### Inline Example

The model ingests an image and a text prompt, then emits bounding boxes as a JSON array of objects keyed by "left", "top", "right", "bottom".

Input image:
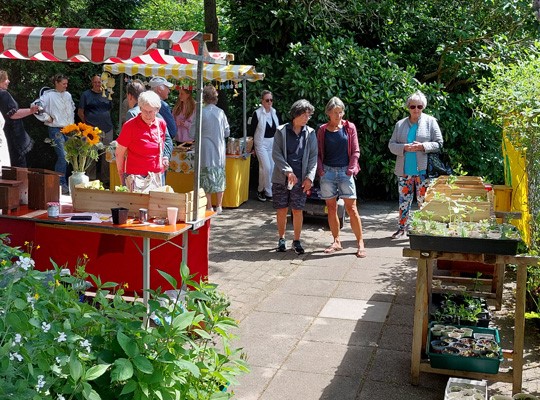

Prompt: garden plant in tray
[{"left": 0, "top": 233, "right": 249, "bottom": 399}]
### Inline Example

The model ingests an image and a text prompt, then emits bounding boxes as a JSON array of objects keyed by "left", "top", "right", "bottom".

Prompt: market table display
[
  {"left": 1, "top": 204, "right": 214, "bottom": 306},
  {"left": 107, "top": 145, "right": 251, "bottom": 208}
]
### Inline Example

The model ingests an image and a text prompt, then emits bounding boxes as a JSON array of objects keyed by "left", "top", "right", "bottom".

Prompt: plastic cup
[{"left": 167, "top": 207, "right": 178, "bottom": 225}]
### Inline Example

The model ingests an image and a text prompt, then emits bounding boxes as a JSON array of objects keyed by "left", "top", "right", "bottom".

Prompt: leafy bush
[{"left": 0, "top": 234, "right": 248, "bottom": 399}]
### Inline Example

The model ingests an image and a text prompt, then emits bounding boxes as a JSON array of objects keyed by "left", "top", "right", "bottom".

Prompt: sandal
[
  {"left": 324, "top": 242, "right": 343, "bottom": 254},
  {"left": 391, "top": 228, "right": 405, "bottom": 239},
  {"left": 356, "top": 248, "right": 367, "bottom": 258}
]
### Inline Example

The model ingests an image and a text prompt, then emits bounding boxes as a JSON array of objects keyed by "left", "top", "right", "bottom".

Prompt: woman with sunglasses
[
  {"left": 249, "top": 90, "right": 280, "bottom": 202},
  {"left": 388, "top": 90, "right": 443, "bottom": 239}
]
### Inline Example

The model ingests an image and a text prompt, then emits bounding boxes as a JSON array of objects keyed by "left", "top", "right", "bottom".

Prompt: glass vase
[{"left": 68, "top": 171, "right": 90, "bottom": 194}]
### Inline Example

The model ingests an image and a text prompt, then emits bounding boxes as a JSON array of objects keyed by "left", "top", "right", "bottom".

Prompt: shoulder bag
[{"left": 427, "top": 143, "right": 453, "bottom": 178}]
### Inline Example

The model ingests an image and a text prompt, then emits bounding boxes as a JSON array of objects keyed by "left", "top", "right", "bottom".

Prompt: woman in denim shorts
[{"left": 316, "top": 97, "right": 366, "bottom": 258}]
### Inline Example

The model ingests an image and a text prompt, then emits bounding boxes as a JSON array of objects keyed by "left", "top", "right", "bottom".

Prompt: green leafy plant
[{"left": 0, "top": 234, "right": 249, "bottom": 399}]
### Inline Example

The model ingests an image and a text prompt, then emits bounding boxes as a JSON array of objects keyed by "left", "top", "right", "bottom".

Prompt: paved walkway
[{"left": 208, "top": 198, "right": 540, "bottom": 400}]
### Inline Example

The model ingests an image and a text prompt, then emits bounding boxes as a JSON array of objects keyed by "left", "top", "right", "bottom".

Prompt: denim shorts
[
  {"left": 272, "top": 182, "right": 307, "bottom": 210},
  {"left": 319, "top": 165, "right": 357, "bottom": 200}
]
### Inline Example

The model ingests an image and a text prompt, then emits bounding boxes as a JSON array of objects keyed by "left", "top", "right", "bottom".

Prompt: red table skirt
[{"left": 2, "top": 218, "right": 209, "bottom": 294}]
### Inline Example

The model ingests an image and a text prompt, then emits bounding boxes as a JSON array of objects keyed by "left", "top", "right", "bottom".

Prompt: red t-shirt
[{"left": 117, "top": 115, "right": 167, "bottom": 175}]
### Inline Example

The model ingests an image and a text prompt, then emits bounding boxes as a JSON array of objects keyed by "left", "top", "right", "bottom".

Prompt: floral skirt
[{"left": 200, "top": 166, "right": 226, "bottom": 193}]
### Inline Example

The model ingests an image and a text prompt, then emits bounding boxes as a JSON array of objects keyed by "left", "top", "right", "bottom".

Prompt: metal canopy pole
[
  {"left": 191, "top": 41, "right": 205, "bottom": 222},
  {"left": 243, "top": 76, "right": 247, "bottom": 144}
]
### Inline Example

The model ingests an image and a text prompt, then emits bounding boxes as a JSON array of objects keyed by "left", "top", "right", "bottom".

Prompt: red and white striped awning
[{"left": 0, "top": 26, "right": 210, "bottom": 64}]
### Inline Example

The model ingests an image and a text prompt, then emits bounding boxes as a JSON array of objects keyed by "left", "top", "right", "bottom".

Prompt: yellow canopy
[{"left": 104, "top": 63, "right": 264, "bottom": 82}]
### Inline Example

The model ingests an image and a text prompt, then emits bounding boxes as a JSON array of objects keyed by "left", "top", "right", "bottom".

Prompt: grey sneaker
[
  {"left": 292, "top": 240, "right": 304, "bottom": 255},
  {"left": 277, "top": 238, "right": 286, "bottom": 252},
  {"left": 257, "top": 191, "right": 267, "bottom": 202}
]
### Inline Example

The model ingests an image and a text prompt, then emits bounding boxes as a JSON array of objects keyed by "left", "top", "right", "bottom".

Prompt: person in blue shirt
[
  {"left": 148, "top": 77, "right": 175, "bottom": 162},
  {"left": 388, "top": 91, "right": 444, "bottom": 239}
]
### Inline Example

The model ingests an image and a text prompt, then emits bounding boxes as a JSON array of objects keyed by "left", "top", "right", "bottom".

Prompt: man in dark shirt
[
  {"left": 271, "top": 99, "right": 317, "bottom": 254},
  {"left": 78, "top": 74, "right": 114, "bottom": 185}
]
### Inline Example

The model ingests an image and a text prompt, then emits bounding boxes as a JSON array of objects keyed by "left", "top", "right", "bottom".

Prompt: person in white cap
[{"left": 148, "top": 77, "right": 176, "bottom": 165}]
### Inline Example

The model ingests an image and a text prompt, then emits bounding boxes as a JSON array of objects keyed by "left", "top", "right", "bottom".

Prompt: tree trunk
[{"left": 204, "top": 0, "right": 229, "bottom": 114}]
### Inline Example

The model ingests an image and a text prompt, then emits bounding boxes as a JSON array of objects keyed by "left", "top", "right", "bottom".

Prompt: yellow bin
[{"left": 493, "top": 184, "right": 512, "bottom": 212}]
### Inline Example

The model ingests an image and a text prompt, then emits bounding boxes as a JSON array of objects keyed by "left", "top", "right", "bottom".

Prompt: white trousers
[{"left": 255, "top": 136, "right": 274, "bottom": 196}]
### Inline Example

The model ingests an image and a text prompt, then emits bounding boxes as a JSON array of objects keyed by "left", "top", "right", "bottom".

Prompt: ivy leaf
[
  {"left": 70, "top": 352, "right": 83, "bottom": 382},
  {"left": 111, "top": 358, "right": 133, "bottom": 382},
  {"left": 117, "top": 331, "right": 139, "bottom": 358},
  {"left": 158, "top": 270, "right": 177, "bottom": 288},
  {"left": 172, "top": 311, "right": 195, "bottom": 330},
  {"left": 85, "top": 364, "right": 110, "bottom": 381},
  {"left": 120, "top": 380, "right": 137, "bottom": 395},
  {"left": 132, "top": 355, "right": 154, "bottom": 374}
]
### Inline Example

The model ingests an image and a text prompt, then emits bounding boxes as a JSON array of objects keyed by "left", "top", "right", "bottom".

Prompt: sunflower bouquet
[{"left": 60, "top": 123, "right": 104, "bottom": 172}]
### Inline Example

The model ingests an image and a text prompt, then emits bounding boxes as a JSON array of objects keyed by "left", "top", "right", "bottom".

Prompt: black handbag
[{"left": 427, "top": 143, "right": 453, "bottom": 178}]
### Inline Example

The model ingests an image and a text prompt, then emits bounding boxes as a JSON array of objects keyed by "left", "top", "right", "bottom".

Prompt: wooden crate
[
  {"left": 72, "top": 187, "right": 207, "bottom": 221},
  {"left": 0, "top": 179, "right": 22, "bottom": 213},
  {"left": 2, "top": 166, "right": 28, "bottom": 204},
  {"left": 148, "top": 189, "right": 207, "bottom": 221},
  {"left": 420, "top": 199, "right": 491, "bottom": 222},
  {"left": 72, "top": 188, "right": 148, "bottom": 215},
  {"left": 27, "top": 168, "right": 62, "bottom": 210}
]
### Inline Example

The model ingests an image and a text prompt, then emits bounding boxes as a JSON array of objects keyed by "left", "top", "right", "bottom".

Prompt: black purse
[{"left": 427, "top": 143, "right": 453, "bottom": 178}]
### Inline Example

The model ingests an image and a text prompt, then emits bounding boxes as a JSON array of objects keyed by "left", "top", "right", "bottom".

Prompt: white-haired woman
[
  {"left": 190, "top": 85, "right": 230, "bottom": 212},
  {"left": 388, "top": 90, "right": 443, "bottom": 238},
  {"left": 115, "top": 90, "right": 172, "bottom": 191}
]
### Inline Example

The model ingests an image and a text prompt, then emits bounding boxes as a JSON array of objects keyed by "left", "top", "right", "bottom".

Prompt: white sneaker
[{"left": 216, "top": 206, "right": 223, "bottom": 213}]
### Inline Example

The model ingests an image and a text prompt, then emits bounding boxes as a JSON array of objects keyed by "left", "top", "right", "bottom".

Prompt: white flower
[
  {"left": 15, "top": 256, "right": 35, "bottom": 271},
  {"left": 55, "top": 356, "right": 61, "bottom": 365},
  {"left": 41, "top": 322, "right": 51, "bottom": 333},
  {"left": 56, "top": 332, "right": 67, "bottom": 343},
  {"left": 58, "top": 395, "right": 66, "bottom": 400},
  {"left": 9, "top": 352, "right": 23, "bottom": 362},
  {"left": 79, "top": 339, "right": 91, "bottom": 353},
  {"left": 36, "top": 375, "right": 45, "bottom": 392},
  {"left": 11, "top": 333, "right": 23, "bottom": 346}
]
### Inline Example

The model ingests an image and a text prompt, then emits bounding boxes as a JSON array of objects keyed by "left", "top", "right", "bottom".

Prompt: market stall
[
  {"left": 0, "top": 25, "right": 222, "bottom": 289},
  {"left": 103, "top": 61, "right": 264, "bottom": 207}
]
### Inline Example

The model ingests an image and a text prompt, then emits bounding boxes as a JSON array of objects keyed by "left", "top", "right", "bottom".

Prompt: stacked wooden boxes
[
  {"left": 27, "top": 168, "right": 62, "bottom": 210},
  {"left": 72, "top": 188, "right": 207, "bottom": 222},
  {"left": 2, "top": 166, "right": 29, "bottom": 204},
  {"left": 0, "top": 179, "right": 22, "bottom": 214},
  {"left": 421, "top": 176, "right": 492, "bottom": 222}
]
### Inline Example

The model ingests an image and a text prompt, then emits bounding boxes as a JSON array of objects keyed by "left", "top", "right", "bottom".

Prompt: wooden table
[
  {"left": 404, "top": 248, "right": 539, "bottom": 394},
  {"left": 1, "top": 205, "right": 214, "bottom": 307}
]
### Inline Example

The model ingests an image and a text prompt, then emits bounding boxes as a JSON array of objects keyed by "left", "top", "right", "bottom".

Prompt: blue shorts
[
  {"left": 272, "top": 182, "right": 307, "bottom": 210},
  {"left": 319, "top": 165, "right": 357, "bottom": 200}
]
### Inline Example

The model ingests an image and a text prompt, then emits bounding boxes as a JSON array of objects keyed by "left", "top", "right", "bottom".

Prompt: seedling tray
[
  {"left": 409, "top": 233, "right": 520, "bottom": 255},
  {"left": 427, "top": 323, "right": 502, "bottom": 374}
]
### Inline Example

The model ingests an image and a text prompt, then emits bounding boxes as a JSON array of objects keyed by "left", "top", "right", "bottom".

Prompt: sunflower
[{"left": 83, "top": 127, "right": 101, "bottom": 146}]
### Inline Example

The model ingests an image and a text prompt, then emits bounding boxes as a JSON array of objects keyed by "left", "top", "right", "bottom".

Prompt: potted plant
[{"left": 0, "top": 235, "right": 249, "bottom": 399}]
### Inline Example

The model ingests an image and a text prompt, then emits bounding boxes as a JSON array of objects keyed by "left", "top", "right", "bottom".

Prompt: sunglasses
[
  {"left": 409, "top": 105, "right": 424, "bottom": 110},
  {"left": 264, "top": 98, "right": 273, "bottom": 103}
]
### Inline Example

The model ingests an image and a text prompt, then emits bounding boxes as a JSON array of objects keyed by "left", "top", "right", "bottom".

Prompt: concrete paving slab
[
  {"left": 273, "top": 277, "right": 340, "bottom": 297},
  {"left": 232, "top": 366, "right": 277, "bottom": 400},
  {"left": 303, "top": 318, "right": 383, "bottom": 347},
  {"left": 234, "top": 334, "right": 299, "bottom": 369},
  {"left": 255, "top": 292, "right": 328, "bottom": 317},
  {"left": 333, "top": 281, "right": 396, "bottom": 302},
  {"left": 260, "top": 370, "right": 360, "bottom": 400},
  {"left": 319, "top": 298, "right": 391, "bottom": 322},
  {"left": 282, "top": 340, "right": 374, "bottom": 377},
  {"left": 237, "top": 311, "right": 314, "bottom": 339}
]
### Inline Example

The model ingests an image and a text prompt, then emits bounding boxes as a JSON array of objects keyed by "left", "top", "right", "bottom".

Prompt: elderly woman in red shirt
[{"left": 115, "top": 90, "right": 172, "bottom": 192}]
